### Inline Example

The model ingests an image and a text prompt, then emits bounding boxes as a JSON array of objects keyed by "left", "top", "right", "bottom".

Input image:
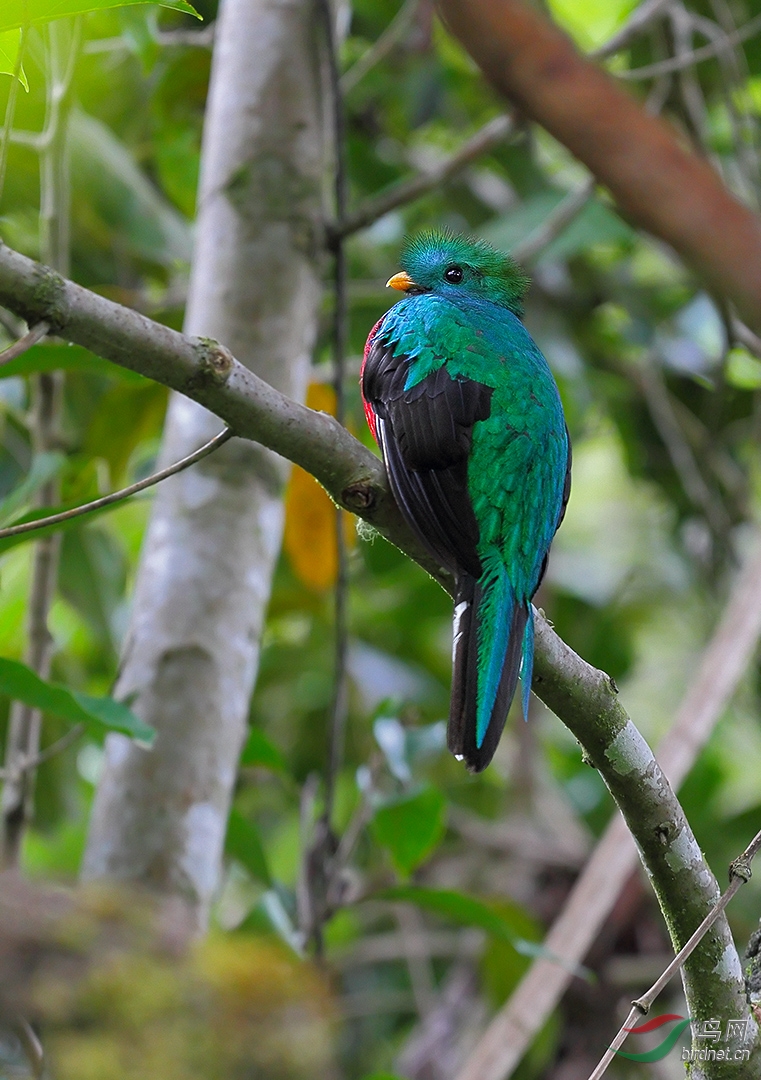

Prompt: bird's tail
[{"left": 447, "top": 560, "right": 530, "bottom": 772}]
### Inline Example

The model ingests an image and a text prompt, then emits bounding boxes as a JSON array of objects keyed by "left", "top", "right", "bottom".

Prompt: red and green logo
[{"left": 614, "top": 1014, "right": 692, "bottom": 1062}]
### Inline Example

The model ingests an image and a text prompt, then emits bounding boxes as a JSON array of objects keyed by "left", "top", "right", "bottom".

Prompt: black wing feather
[{"left": 363, "top": 336, "right": 492, "bottom": 578}]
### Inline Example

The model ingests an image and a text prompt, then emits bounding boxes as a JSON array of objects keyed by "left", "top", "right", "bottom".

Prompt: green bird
[{"left": 361, "top": 231, "right": 571, "bottom": 771}]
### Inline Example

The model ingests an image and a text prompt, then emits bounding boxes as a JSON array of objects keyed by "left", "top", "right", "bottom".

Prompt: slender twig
[
  {"left": 83, "top": 21, "right": 216, "bottom": 53},
  {"left": 14, "top": 1017, "right": 44, "bottom": 1080},
  {"left": 636, "top": 359, "right": 730, "bottom": 540},
  {"left": 395, "top": 903, "right": 437, "bottom": 1019},
  {"left": 322, "top": 0, "right": 350, "bottom": 832},
  {"left": 326, "top": 755, "right": 381, "bottom": 911},
  {"left": 341, "top": 0, "right": 420, "bottom": 92},
  {"left": 511, "top": 177, "right": 596, "bottom": 266},
  {"left": 0, "top": 321, "right": 49, "bottom": 366},
  {"left": 733, "top": 319, "right": 761, "bottom": 357},
  {"left": 688, "top": 8, "right": 760, "bottom": 198},
  {"left": 0, "top": 723, "right": 85, "bottom": 781},
  {"left": 336, "top": 0, "right": 682, "bottom": 242},
  {"left": 618, "top": 12, "right": 761, "bottom": 79},
  {"left": 332, "top": 113, "right": 515, "bottom": 240},
  {"left": 587, "top": 827, "right": 761, "bottom": 1080},
  {"left": 592, "top": 0, "right": 673, "bottom": 60},
  {"left": 0, "top": 428, "right": 233, "bottom": 542}
]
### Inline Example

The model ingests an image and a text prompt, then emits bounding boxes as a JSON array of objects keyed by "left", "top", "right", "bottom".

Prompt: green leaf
[
  {"left": 547, "top": 0, "right": 637, "bottom": 51},
  {"left": 225, "top": 808, "right": 272, "bottom": 886},
  {"left": 0, "top": 496, "right": 145, "bottom": 557},
  {"left": 0, "top": 28, "right": 28, "bottom": 89},
  {"left": 726, "top": 348, "right": 761, "bottom": 390},
  {"left": 360, "top": 1075, "right": 408, "bottom": 1080},
  {"left": 59, "top": 525, "right": 127, "bottom": 647},
  {"left": 240, "top": 727, "right": 288, "bottom": 773},
  {"left": 371, "top": 786, "right": 446, "bottom": 876},
  {"left": 242, "top": 888, "right": 303, "bottom": 956},
  {"left": 374, "top": 885, "right": 591, "bottom": 979},
  {"left": 69, "top": 109, "right": 193, "bottom": 268},
  {"left": 483, "top": 190, "right": 634, "bottom": 265},
  {"left": 0, "top": 452, "right": 66, "bottom": 525},
  {"left": 0, "top": 341, "right": 148, "bottom": 383},
  {"left": 0, "top": 0, "right": 201, "bottom": 35},
  {"left": 375, "top": 885, "right": 526, "bottom": 945},
  {"left": 0, "top": 656, "right": 154, "bottom": 743}
]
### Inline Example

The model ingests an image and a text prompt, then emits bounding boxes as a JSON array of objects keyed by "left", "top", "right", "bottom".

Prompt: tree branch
[
  {"left": 0, "top": 321, "right": 49, "bottom": 365},
  {"left": 455, "top": 537, "right": 761, "bottom": 1080},
  {"left": 0, "top": 428, "right": 233, "bottom": 542},
  {"left": 618, "top": 13, "right": 761, "bottom": 80},
  {"left": 332, "top": 113, "right": 515, "bottom": 240},
  {"left": 589, "top": 826, "right": 761, "bottom": 1080},
  {"left": 0, "top": 244, "right": 758, "bottom": 1072},
  {"left": 0, "top": 239, "right": 447, "bottom": 587}
]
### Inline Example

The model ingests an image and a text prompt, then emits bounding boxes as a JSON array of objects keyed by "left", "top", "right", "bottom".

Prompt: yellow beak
[{"left": 386, "top": 271, "right": 417, "bottom": 292}]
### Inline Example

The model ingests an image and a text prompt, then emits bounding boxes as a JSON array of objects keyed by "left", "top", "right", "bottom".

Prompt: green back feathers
[{"left": 399, "top": 229, "right": 529, "bottom": 316}]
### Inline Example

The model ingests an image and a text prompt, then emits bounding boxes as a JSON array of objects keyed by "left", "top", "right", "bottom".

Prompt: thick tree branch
[
  {"left": 2, "top": 237, "right": 759, "bottom": 1080},
  {"left": 0, "top": 240, "right": 447, "bottom": 587},
  {"left": 590, "top": 826, "right": 761, "bottom": 1080},
  {"left": 0, "top": 242, "right": 758, "bottom": 1068},
  {"left": 434, "top": 0, "right": 761, "bottom": 335},
  {"left": 456, "top": 538, "right": 761, "bottom": 1080}
]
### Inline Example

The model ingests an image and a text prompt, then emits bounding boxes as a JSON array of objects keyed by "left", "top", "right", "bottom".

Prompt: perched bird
[{"left": 361, "top": 231, "right": 570, "bottom": 772}]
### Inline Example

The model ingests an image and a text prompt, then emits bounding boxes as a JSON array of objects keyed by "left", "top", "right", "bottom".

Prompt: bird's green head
[{"left": 387, "top": 229, "right": 529, "bottom": 316}]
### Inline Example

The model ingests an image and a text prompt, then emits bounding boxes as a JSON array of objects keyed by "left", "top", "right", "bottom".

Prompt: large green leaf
[
  {"left": 0, "top": 342, "right": 147, "bottom": 383},
  {"left": 225, "top": 808, "right": 272, "bottom": 886},
  {"left": 239, "top": 727, "right": 288, "bottom": 773},
  {"left": 0, "top": 28, "right": 28, "bottom": 88},
  {"left": 0, "top": 452, "right": 65, "bottom": 525},
  {"left": 375, "top": 885, "right": 591, "bottom": 978},
  {"left": 0, "top": 0, "right": 200, "bottom": 34},
  {"left": 70, "top": 109, "right": 193, "bottom": 268},
  {"left": 483, "top": 190, "right": 634, "bottom": 265},
  {"left": 0, "top": 656, "right": 154, "bottom": 742},
  {"left": 375, "top": 885, "right": 530, "bottom": 947},
  {"left": 0, "top": 496, "right": 147, "bottom": 556},
  {"left": 59, "top": 525, "right": 127, "bottom": 647},
  {"left": 371, "top": 786, "right": 446, "bottom": 876}
]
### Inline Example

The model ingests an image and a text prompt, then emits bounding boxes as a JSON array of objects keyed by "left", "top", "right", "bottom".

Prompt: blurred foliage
[
  {"left": 1, "top": 0, "right": 761, "bottom": 1077},
  {"left": 0, "top": 880, "right": 337, "bottom": 1080}
]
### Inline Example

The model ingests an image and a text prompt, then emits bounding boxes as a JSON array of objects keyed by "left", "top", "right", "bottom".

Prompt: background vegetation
[{"left": 1, "top": 0, "right": 761, "bottom": 1077}]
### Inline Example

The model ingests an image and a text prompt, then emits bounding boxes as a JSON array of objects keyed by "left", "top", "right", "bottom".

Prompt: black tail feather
[{"left": 447, "top": 575, "right": 528, "bottom": 773}]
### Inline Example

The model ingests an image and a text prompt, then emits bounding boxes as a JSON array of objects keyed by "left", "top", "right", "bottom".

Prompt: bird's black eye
[{"left": 444, "top": 265, "right": 464, "bottom": 284}]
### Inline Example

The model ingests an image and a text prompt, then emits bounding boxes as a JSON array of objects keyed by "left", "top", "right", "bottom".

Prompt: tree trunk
[{"left": 81, "top": 0, "right": 326, "bottom": 928}]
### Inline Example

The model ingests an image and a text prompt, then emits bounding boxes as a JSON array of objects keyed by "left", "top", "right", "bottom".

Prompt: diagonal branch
[
  {"left": 455, "top": 537, "right": 761, "bottom": 1080},
  {"left": 589, "top": 825, "right": 761, "bottom": 1080},
  {"left": 618, "top": 13, "right": 761, "bottom": 80},
  {"left": 332, "top": 113, "right": 515, "bottom": 240},
  {"left": 0, "top": 428, "right": 233, "bottom": 542},
  {"left": 0, "top": 240, "right": 444, "bottom": 585},
  {"left": 0, "top": 321, "right": 49, "bottom": 365}
]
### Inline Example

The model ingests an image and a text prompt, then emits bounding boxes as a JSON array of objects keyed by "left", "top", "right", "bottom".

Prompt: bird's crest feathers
[{"left": 399, "top": 228, "right": 529, "bottom": 316}]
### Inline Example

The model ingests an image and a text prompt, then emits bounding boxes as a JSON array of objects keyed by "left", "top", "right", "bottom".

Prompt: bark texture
[{"left": 80, "top": 0, "right": 325, "bottom": 925}]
